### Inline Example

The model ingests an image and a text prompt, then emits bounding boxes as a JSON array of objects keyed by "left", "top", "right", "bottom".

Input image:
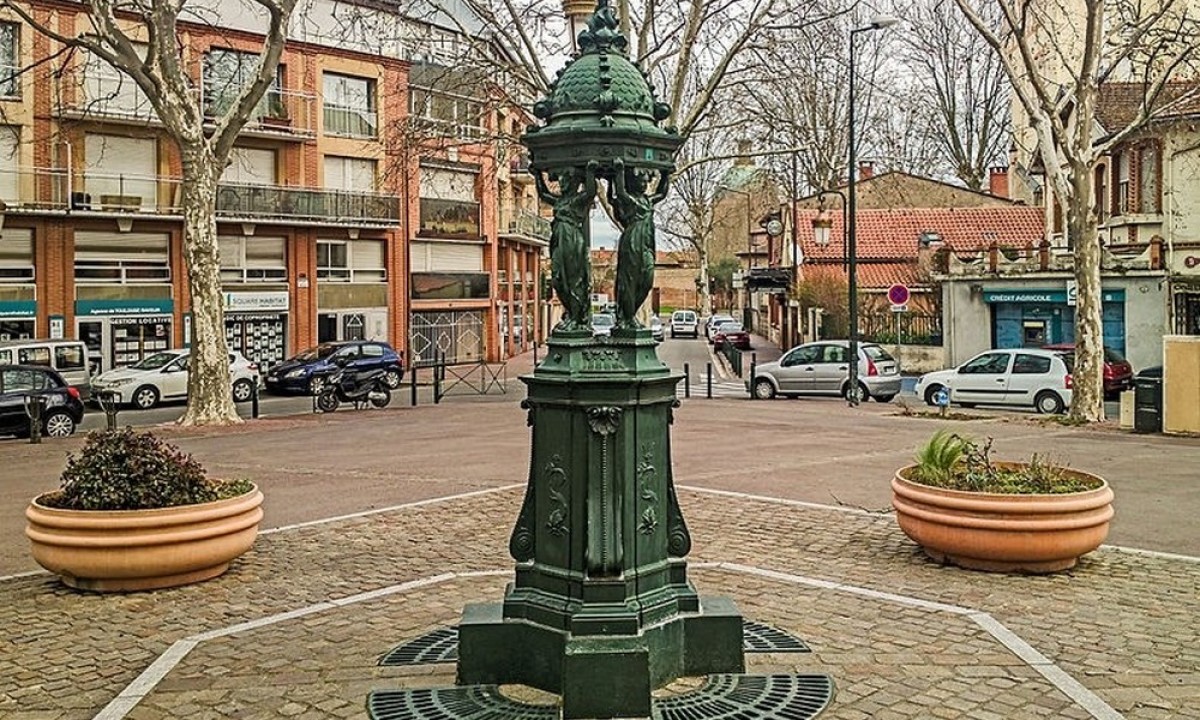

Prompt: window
[
  {"left": 1, "top": 23, "right": 18, "bottom": 98},
  {"left": 1116, "top": 151, "right": 1131, "bottom": 215},
  {"left": 960, "top": 352, "right": 1011, "bottom": 374},
  {"left": 361, "top": 343, "right": 383, "bottom": 358},
  {"left": 219, "top": 236, "right": 286, "bottom": 282},
  {"left": 1, "top": 125, "right": 20, "bottom": 203},
  {"left": 0, "top": 227, "right": 34, "bottom": 281},
  {"left": 324, "top": 156, "right": 377, "bottom": 193},
  {"left": 1094, "top": 165, "right": 1107, "bottom": 222},
  {"left": 74, "top": 231, "right": 171, "bottom": 283},
  {"left": 317, "top": 239, "right": 386, "bottom": 282},
  {"left": 1013, "top": 354, "right": 1052, "bottom": 374},
  {"left": 83, "top": 134, "right": 158, "bottom": 210},
  {"left": 410, "top": 87, "right": 484, "bottom": 139},
  {"left": 323, "top": 73, "right": 376, "bottom": 138},
  {"left": 2, "top": 368, "right": 47, "bottom": 392},
  {"left": 81, "top": 45, "right": 151, "bottom": 117},
  {"left": 221, "top": 147, "right": 277, "bottom": 186},
  {"left": 1139, "top": 143, "right": 1160, "bottom": 213},
  {"left": 203, "top": 48, "right": 283, "bottom": 120},
  {"left": 56, "top": 345, "right": 86, "bottom": 371},
  {"left": 783, "top": 346, "right": 821, "bottom": 367},
  {"left": 18, "top": 346, "right": 50, "bottom": 366},
  {"left": 821, "top": 345, "right": 847, "bottom": 363}
]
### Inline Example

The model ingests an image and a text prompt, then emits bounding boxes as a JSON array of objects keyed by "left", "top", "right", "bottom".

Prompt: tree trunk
[
  {"left": 178, "top": 148, "right": 240, "bottom": 426},
  {"left": 1068, "top": 181, "right": 1105, "bottom": 423}
]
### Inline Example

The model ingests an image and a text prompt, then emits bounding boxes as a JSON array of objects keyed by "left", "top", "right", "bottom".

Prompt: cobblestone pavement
[{"left": 3, "top": 485, "right": 1197, "bottom": 719}]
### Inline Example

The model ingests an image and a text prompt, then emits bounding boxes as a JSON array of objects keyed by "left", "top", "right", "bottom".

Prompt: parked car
[
  {"left": 0, "top": 365, "right": 84, "bottom": 438},
  {"left": 705, "top": 314, "right": 736, "bottom": 340},
  {"left": 750, "top": 341, "right": 901, "bottom": 402},
  {"left": 592, "top": 313, "right": 615, "bottom": 337},
  {"left": 649, "top": 315, "right": 664, "bottom": 343},
  {"left": 0, "top": 339, "right": 93, "bottom": 398},
  {"left": 670, "top": 310, "right": 699, "bottom": 338},
  {"left": 1042, "top": 343, "right": 1133, "bottom": 398},
  {"left": 91, "top": 349, "right": 259, "bottom": 409},
  {"left": 265, "top": 341, "right": 405, "bottom": 395},
  {"left": 712, "top": 322, "right": 751, "bottom": 350},
  {"left": 915, "top": 348, "right": 1073, "bottom": 414}
]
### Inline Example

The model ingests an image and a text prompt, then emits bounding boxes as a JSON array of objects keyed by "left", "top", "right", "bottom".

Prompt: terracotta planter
[
  {"left": 26, "top": 486, "right": 263, "bottom": 592},
  {"left": 892, "top": 466, "right": 1113, "bottom": 573}
]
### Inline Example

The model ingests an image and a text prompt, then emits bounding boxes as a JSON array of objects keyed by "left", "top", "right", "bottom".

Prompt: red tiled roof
[
  {"left": 801, "top": 261, "right": 925, "bottom": 291},
  {"left": 1096, "top": 81, "right": 1200, "bottom": 133},
  {"left": 796, "top": 206, "right": 1044, "bottom": 262}
]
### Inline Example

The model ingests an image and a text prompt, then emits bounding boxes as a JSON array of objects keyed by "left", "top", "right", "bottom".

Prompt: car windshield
[
  {"left": 592, "top": 314, "right": 614, "bottom": 327},
  {"left": 674, "top": 312, "right": 695, "bottom": 321},
  {"left": 130, "top": 352, "right": 181, "bottom": 370},
  {"left": 719, "top": 323, "right": 743, "bottom": 333},
  {"left": 293, "top": 344, "right": 340, "bottom": 361},
  {"left": 863, "top": 345, "right": 894, "bottom": 362},
  {"left": 712, "top": 316, "right": 733, "bottom": 325}
]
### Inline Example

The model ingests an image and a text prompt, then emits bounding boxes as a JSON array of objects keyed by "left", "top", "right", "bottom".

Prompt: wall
[
  {"left": 880, "top": 343, "right": 945, "bottom": 374},
  {"left": 1163, "top": 335, "right": 1200, "bottom": 434},
  {"left": 942, "top": 274, "right": 1168, "bottom": 372}
]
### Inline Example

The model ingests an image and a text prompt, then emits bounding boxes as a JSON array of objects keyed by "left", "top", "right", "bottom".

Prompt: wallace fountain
[{"left": 367, "top": 2, "right": 834, "bottom": 717}]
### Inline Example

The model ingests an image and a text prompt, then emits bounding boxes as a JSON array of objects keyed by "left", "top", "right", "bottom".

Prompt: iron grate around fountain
[
  {"left": 378, "top": 626, "right": 459, "bottom": 666},
  {"left": 367, "top": 674, "right": 834, "bottom": 720},
  {"left": 380, "top": 620, "right": 807, "bottom": 668},
  {"left": 741, "top": 620, "right": 811, "bottom": 653}
]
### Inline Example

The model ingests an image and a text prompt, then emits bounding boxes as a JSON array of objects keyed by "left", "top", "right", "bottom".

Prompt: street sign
[
  {"left": 890, "top": 304, "right": 908, "bottom": 313},
  {"left": 1066, "top": 280, "right": 1077, "bottom": 306},
  {"left": 887, "top": 284, "right": 910, "bottom": 306}
]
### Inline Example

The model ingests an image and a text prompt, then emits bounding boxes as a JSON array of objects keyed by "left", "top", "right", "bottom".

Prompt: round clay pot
[
  {"left": 892, "top": 466, "right": 1113, "bottom": 573},
  {"left": 26, "top": 486, "right": 263, "bottom": 592}
]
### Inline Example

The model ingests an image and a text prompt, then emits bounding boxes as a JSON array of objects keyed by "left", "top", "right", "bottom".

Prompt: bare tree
[
  {"left": 4, "top": 0, "right": 297, "bottom": 425},
  {"left": 954, "top": 0, "right": 1200, "bottom": 421},
  {"left": 900, "top": 0, "right": 1010, "bottom": 189}
]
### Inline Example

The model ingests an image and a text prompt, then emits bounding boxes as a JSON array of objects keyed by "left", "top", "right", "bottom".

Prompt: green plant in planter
[
  {"left": 40, "top": 428, "right": 252, "bottom": 511},
  {"left": 909, "top": 430, "right": 1099, "bottom": 494}
]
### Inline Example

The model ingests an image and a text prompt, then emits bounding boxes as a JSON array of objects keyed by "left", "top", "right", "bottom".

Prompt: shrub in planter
[
  {"left": 27, "top": 428, "right": 263, "bottom": 592},
  {"left": 892, "top": 431, "right": 1113, "bottom": 573}
]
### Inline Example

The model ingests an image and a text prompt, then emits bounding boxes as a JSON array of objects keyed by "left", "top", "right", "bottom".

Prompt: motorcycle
[{"left": 314, "top": 366, "right": 392, "bottom": 412}]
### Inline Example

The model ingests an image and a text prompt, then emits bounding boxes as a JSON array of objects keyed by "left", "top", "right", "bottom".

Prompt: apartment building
[{"left": 0, "top": 0, "right": 547, "bottom": 373}]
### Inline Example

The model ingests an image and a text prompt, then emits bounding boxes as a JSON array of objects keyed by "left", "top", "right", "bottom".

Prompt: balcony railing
[
  {"left": 203, "top": 87, "right": 317, "bottom": 138},
  {"left": 0, "top": 166, "right": 400, "bottom": 225},
  {"left": 419, "top": 197, "right": 481, "bottom": 237},
  {"left": 57, "top": 66, "right": 156, "bottom": 120},
  {"left": 323, "top": 102, "right": 378, "bottom": 138},
  {"left": 500, "top": 206, "right": 550, "bottom": 242}
]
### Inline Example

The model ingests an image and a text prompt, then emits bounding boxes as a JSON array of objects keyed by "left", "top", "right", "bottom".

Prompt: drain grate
[
  {"left": 369, "top": 685, "right": 556, "bottom": 720},
  {"left": 655, "top": 674, "right": 834, "bottom": 720},
  {"left": 368, "top": 675, "right": 834, "bottom": 720},
  {"left": 741, "top": 620, "right": 811, "bottom": 653},
  {"left": 379, "top": 627, "right": 459, "bottom": 666}
]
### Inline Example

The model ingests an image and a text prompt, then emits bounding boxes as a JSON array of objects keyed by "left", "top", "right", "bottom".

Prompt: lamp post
[{"left": 844, "top": 14, "right": 899, "bottom": 406}]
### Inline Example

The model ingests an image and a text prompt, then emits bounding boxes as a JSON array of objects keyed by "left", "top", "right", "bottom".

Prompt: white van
[
  {"left": 670, "top": 310, "right": 699, "bottom": 339},
  {"left": 0, "top": 339, "right": 94, "bottom": 397}
]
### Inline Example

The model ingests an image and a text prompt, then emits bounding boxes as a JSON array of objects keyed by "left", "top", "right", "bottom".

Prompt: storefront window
[
  {"left": 0, "top": 320, "right": 35, "bottom": 340},
  {"left": 0, "top": 226, "right": 34, "bottom": 280}
]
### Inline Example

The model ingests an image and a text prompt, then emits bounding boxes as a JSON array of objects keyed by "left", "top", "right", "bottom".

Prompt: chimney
[
  {"left": 735, "top": 139, "right": 753, "bottom": 167},
  {"left": 989, "top": 166, "right": 1010, "bottom": 198},
  {"left": 857, "top": 161, "right": 874, "bottom": 180}
]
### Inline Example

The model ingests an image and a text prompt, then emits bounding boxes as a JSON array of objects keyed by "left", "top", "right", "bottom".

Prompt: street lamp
[{"left": 844, "top": 14, "right": 900, "bottom": 406}]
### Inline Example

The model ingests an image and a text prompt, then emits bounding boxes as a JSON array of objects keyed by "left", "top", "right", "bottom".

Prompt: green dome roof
[{"left": 546, "top": 51, "right": 655, "bottom": 119}]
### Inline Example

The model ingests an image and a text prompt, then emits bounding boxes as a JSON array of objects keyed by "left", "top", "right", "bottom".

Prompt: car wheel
[
  {"left": 923, "top": 385, "right": 945, "bottom": 406},
  {"left": 383, "top": 369, "right": 403, "bottom": 389},
  {"left": 874, "top": 394, "right": 896, "bottom": 403},
  {"left": 843, "top": 381, "right": 869, "bottom": 403},
  {"left": 43, "top": 410, "right": 77, "bottom": 438},
  {"left": 753, "top": 378, "right": 777, "bottom": 400},
  {"left": 1035, "top": 390, "right": 1065, "bottom": 415},
  {"left": 232, "top": 379, "right": 254, "bottom": 403},
  {"left": 133, "top": 385, "right": 160, "bottom": 410},
  {"left": 308, "top": 376, "right": 326, "bottom": 396}
]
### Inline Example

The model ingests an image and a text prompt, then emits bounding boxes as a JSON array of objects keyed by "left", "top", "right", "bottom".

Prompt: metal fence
[
  {"left": 409, "top": 310, "right": 485, "bottom": 367},
  {"left": 859, "top": 312, "right": 943, "bottom": 346}
]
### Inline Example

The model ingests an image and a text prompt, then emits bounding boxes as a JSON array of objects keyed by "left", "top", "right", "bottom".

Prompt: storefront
[
  {"left": 0, "top": 228, "right": 38, "bottom": 339},
  {"left": 984, "top": 288, "right": 1127, "bottom": 355},
  {"left": 222, "top": 290, "right": 289, "bottom": 371},
  {"left": 75, "top": 299, "right": 174, "bottom": 372},
  {"left": 0, "top": 300, "right": 37, "bottom": 340},
  {"left": 315, "top": 238, "right": 389, "bottom": 345}
]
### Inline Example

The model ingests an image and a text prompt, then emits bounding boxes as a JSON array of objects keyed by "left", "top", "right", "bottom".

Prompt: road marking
[{"left": 93, "top": 562, "right": 1127, "bottom": 720}]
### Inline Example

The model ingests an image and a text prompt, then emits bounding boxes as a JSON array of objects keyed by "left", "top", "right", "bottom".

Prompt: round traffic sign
[{"left": 887, "top": 284, "right": 910, "bottom": 306}]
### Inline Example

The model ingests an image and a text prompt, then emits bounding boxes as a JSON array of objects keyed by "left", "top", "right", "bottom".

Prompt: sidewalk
[{"left": 3, "top": 386, "right": 1199, "bottom": 719}]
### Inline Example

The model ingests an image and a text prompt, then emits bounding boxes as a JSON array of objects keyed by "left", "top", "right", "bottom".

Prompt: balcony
[
  {"left": 57, "top": 66, "right": 157, "bottom": 123},
  {"left": 745, "top": 267, "right": 793, "bottom": 293},
  {"left": 323, "top": 102, "right": 378, "bottom": 139},
  {"left": 203, "top": 88, "right": 317, "bottom": 139},
  {"left": 942, "top": 240, "right": 1165, "bottom": 277},
  {"left": 419, "top": 198, "right": 481, "bottom": 237},
  {"left": 499, "top": 203, "right": 550, "bottom": 244},
  {"left": 0, "top": 166, "right": 400, "bottom": 225}
]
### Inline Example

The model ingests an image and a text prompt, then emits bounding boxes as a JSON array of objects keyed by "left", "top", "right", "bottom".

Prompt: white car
[
  {"left": 915, "top": 348, "right": 1074, "bottom": 414},
  {"left": 592, "top": 313, "right": 615, "bottom": 337},
  {"left": 670, "top": 310, "right": 699, "bottom": 338},
  {"left": 91, "top": 349, "right": 260, "bottom": 409}
]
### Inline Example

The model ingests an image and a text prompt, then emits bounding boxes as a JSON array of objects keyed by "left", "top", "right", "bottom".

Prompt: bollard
[
  {"left": 96, "top": 390, "right": 120, "bottom": 430},
  {"left": 706, "top": 362, "right": 713, "bottom": 399},
  {"left": 411, "top": 364, "right": 418, "bottom": 406},
  {"left": 749, "top": 359, "right": 756, "bottom": 400},
  {"left": 24, "top": 395, "right": 44, "bottom": 444},
  {"left": 533, "top": 342, "right": 539, "bottom": 366},
  {"left": 683, "top": 362, "right": 691, "bottom": 398},
  {"left": 434, "top": 352, "right": 444, "bottom": 404},
  {"left": 251, "top": 378, "right": 260, "bottom": 419}
]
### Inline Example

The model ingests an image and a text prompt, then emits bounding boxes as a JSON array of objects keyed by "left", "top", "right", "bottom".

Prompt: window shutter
[
  {"left": 350, "top": 239, "right": 384, "bottom": 269},
  {"left": 409, "top": 242, "right": 432, "bottom": 272},
  {"left": 74, "top": 231, "right": 169, "bottom": 261},
  {"left": 223, "top": 147, "right": 277, "bottom": 185},
  {"left": 419, "top": 167, "right": 476, "bottom": 201},
  {"left": 429, "top": 242, "right": 483, "bottom": 272}
]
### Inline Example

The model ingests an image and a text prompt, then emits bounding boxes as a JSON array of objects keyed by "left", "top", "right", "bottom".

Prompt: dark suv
[
  {"left": 0, "top": 365, "right": 85, "bottom": 438},
  {"left": 264, "top": 341, "right": 405, "bottom": 395}
]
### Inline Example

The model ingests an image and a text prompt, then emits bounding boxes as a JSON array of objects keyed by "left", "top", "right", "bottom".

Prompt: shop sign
[
  {"left": 223, "top": 291, "right": 289, "bottom": 313},
  {"left": 984, "top": 288, "right": 1125, "bottom": 304},
  {"left": 76, "top": 299, "right": 174, "bottom": 316},
  {"left": 0, "top": 300, "right": 37, "bottom": 318}
]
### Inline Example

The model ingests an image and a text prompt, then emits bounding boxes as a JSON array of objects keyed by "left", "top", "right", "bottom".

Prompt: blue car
[{"left": 264, "top": 341, "right": 405, "bottom": 395}]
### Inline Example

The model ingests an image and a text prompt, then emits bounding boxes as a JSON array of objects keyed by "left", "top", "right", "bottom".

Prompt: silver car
[{"left": 749, "top": 341, "right": 901, "bottom": 402}]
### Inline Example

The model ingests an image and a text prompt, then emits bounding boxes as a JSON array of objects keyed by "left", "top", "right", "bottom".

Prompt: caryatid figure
[{"left": 536, "top": 162, "right": 598, "bottom": 330}]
